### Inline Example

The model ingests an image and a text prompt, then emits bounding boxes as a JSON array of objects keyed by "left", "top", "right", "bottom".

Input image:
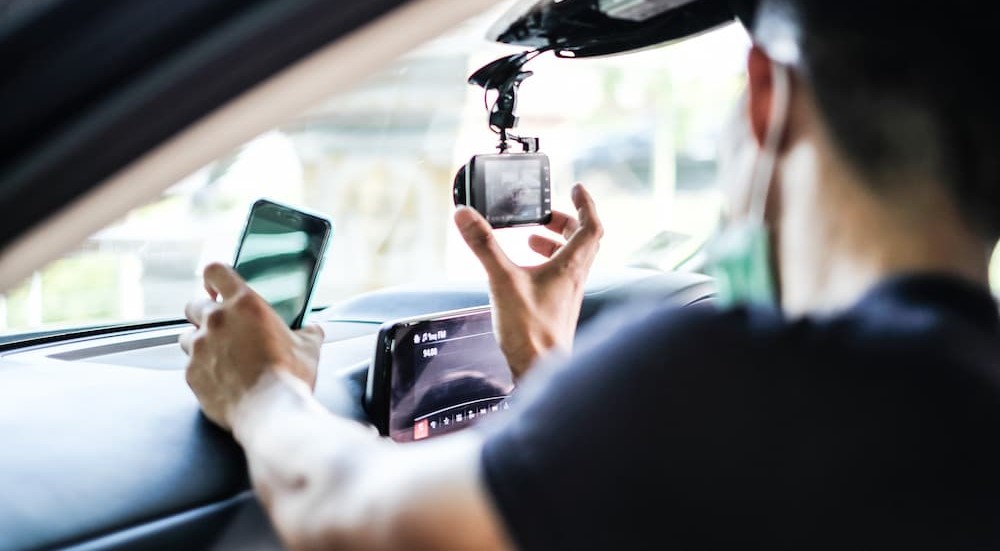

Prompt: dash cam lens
[{"left": 453, "top": 165, "right": 467, "bottom": 207}]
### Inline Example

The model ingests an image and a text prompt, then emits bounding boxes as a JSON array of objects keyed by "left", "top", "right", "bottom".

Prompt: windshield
[{"left": 0, "top": 3, "right": 750, "bottom": 336}]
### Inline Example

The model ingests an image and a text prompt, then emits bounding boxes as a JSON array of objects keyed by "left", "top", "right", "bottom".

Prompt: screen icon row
[{"left": 413, "top": 399, "right": 510, "bottom": 440}]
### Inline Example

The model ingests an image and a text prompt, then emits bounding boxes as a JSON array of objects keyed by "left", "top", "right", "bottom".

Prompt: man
[{"left": 181, "top": 0, "right": 1000, "bottom": 548}]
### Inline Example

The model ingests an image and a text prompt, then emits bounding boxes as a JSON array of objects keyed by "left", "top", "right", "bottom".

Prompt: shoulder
[
  {"left": 502, "top": 300, "right": 795, "bottom": 416},
  {"left": 570, "top": 300, "right": 789, "bottom": 372},
  {"left": 478, "top": 302, "right": 805, "bottom": 549}
]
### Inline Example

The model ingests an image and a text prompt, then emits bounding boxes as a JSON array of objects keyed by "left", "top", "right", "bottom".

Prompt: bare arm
[
  {"left": 180, "top": 184, "right": 602, "bottom": 549},
  {"left": 181, "top": 264, "right": 512, "bottom": 551}
]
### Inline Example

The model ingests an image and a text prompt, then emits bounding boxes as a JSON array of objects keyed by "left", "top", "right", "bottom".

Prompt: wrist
[
  {"left": 506, "top": 330, "right": 565, "bottom": 379},
  {"left": 230, "top": 370, "right": 314, "bottom": 445}
]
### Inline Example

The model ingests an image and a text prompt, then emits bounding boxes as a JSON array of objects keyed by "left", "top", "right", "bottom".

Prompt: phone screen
[{"left": 233, "top": 199, "right": 331, "bottom": 329}]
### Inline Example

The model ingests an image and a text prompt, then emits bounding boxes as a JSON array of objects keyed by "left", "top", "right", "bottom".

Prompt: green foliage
[{"left": 2, "top": 254, "right": 120, "bottom": 332}]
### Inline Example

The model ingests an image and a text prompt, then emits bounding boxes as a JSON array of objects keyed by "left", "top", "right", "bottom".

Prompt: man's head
[
  {"left": 734, "top": 0, "right": 997, "bottom": 313},
  {"left": 757, "top": 0, "right": 998, "bottom": 234}
]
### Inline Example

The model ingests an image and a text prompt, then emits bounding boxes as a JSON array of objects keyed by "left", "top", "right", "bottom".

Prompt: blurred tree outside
[{"left": 1, "top": 254, "right": 121, "bottom": 332}]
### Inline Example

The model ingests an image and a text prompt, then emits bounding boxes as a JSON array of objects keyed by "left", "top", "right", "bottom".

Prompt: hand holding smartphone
[{"left": 232, "top": 198, "right": 332, "bottom": 329}]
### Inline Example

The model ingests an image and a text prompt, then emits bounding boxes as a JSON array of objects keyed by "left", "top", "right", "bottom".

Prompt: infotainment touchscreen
[{"left": 365, "top": 306, "right": 514, "bottom": 442}]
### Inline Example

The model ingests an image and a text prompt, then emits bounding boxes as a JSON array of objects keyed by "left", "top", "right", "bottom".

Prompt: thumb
[
  {"left": 454, "top": 207, "right": 515, "bottom": 280},
  {"left": 203, "top": 262, "right": 245, "bottom": 301}
]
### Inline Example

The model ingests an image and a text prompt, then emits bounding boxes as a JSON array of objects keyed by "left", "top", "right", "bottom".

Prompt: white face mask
[{"left": 706, "top": 60, "right": 791, "bottom": 308}]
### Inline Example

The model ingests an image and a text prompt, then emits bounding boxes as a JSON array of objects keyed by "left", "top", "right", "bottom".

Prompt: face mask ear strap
[{"left": 748, "top": 61, "right": 791, "bottom": 222}]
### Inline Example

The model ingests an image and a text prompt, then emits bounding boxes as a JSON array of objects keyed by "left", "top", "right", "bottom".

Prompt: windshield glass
[{"left": 0, "top": 3, "right": 750, "bottom": 336}]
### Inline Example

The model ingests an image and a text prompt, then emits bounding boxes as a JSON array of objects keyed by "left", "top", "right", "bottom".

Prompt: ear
[{"left": 746, "top": 45, "right": 775, "bottom": 147}]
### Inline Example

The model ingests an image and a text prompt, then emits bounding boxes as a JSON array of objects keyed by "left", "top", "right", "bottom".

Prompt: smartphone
[
  {"left": 453, "top": 152, "right": 553, "bottom": 229},
  {"left": 365, "top": 306, "right": 515, "bottom": 442},
  {"left": 232, "top": 198, "right": 332, "bottom": 329}
]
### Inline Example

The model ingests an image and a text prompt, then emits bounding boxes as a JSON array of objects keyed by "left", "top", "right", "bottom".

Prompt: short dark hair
[{"left": 757, "top": 0, "right": 1000, "bottom": 239}]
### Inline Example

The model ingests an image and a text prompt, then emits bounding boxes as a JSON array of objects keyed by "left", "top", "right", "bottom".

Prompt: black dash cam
[{"left": 453, "top": 152, "right": 552, "bottom": 229}]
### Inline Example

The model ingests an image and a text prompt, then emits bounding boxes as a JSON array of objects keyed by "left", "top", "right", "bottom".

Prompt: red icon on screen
[{"left": 413, "top": 419, "right": 429, "bottom": 440}]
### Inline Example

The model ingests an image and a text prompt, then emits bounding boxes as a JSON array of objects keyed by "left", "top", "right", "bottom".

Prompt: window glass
[
  {"left": 989, "top": 245, "right": 1000, "bottom": 292},
  {"left": 0, "top": 3, "right": 749, "bottom": 336}
]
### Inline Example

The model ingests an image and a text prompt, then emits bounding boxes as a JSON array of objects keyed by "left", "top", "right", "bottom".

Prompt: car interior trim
[{"left": 0, "top": 0, "right": 497, "bottom": 292}]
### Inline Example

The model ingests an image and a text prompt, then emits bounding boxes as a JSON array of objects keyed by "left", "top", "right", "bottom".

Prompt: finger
[
  {"left": 178, "top": 329, "right": 196, "bottom": 355},
  {"left": 178, "top": 330, "right": 190, "bottom": 355},
  {"left": 203, "top": 262, "right": 245, "bottom": 301},
  {"left": 544, "top": 211, "right": 580, "bottom": 240},
  {"left": 184, "top": 298, "right": 220, "bottom": 328},
  {"left": 528, "top": 234, "right": 563, "bottom": 259},
  {"left": 571, "top": 184, "right": 602, "bottom": 235},
  {"left": 454, "top": 207, "right": 516, "bottom": 278},
  {"left": 548, "top": 185, "right": 604, "bottom": 269},
  {"left": 203, "top": 281, "right": 219, "bottom": 301}
]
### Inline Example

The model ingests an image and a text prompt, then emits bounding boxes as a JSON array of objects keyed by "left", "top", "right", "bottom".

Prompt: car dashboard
[{"left": 0, "top": 267, "right": 713, "bottom": 551}]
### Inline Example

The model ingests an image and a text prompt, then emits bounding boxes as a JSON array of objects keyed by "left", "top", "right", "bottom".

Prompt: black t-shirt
[{"left": 480, "top": 274, "right": 1000, "bottom": 550}]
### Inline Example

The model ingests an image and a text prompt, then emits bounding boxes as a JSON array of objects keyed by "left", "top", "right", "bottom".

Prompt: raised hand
[{"left": 454, "top": 183, "right": 604, "bottom": 379}]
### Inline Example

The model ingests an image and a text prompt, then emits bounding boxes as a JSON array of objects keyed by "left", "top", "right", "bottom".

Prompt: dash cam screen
[
  {"left": 483, "top": 157, "right": 546, "bottom": 225},
  {"left": 389, "top": 310, "right": 514, "bottom": 442}
]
